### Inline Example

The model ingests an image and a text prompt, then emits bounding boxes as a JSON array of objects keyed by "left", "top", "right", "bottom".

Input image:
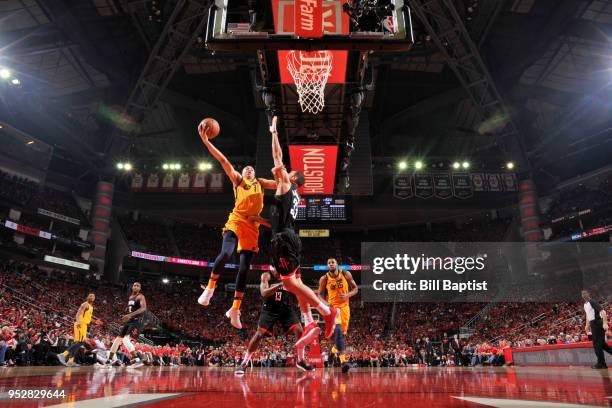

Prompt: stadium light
[
  {"left": 162, "top": 278, "right": 169, "bottom": 284},
  {"left": 175, "top": 163, "right": 181, "bottom": 170},
  {"left": 506, "top": 161, "right": 515, "bottom": 170},
  {"left": 162, "top": 163, "right": 169, "bottom": 170},
  {"left": 117, "top": 163, "right": 124, "bottom": 170},
  {"left": 124, "top": 163, "right": 133, "bottom": 171},
  {"left": 462, "top": 161, "right": 470, "bottom": 169},
  {"left": 26, "top": 140, "right": 34, "bottom": 145},
  {"left": 198, "top": 162, "right": 212, "bottom": 171},
  {"left": 398, "top": 161, "right": 408, "bottom": 170},
  {"left": 0, "top": 68, "right": 10, "bottom": 79},
  {"left": 198, "top": 162, "right": 213, "bottom": 171},
  {"left": 452, "top": 162, "right": 461, "bottom": 170},
  {"left": 10, "top": 78, "right": 20, "bottom": 85},
  {"left": 414, "top": 160, "right": 424, "bottom": 170}
]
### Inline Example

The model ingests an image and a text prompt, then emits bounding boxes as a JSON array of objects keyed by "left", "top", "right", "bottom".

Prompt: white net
[{"left": 285, "top": 50, "right": 333, "bottom": 115}]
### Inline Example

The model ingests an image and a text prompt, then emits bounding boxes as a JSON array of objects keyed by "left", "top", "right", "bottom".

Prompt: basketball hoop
[{"left": 286, "top": 50, "right": 333, "bottom": 115}]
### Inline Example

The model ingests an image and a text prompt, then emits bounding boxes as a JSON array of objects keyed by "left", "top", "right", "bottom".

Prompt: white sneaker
[
  {"left": 128, "top": 358, "right": 144, "bottom": 369},
  {"left": 57, "top": 353, "right": 68, "bottom": 366},
  {"left": 225, "top": 308, "right": 242, "bottom": 329},
  {"left": 198, "top": 286, "right": 214, "bottom": 306}
]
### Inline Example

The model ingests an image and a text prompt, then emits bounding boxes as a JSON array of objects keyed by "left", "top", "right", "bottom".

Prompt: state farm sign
[
  {"left": 272, "top": 0, "right": 349, "bottom": 35},
  {"left": 289, "top": 145, "right": 338, "bottom": 195},
  {"left": 294, "top": 0, "right": 323, "bottom": 37},
  {"left": 272, "top": 0, "right": 349, "bottom": 84}
]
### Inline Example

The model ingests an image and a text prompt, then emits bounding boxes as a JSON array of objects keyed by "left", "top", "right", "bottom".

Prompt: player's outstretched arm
[
  {"left": 260, "top": 272, "right": 283, "bottom": 297},
  {"left": 198, "top": 122, "right": 241, "bottom": 186},
  {"left": 269, "top": 116, "right": 291, "bottom": 192},
  {"left": 269, "top": 116, "right": 283, "bottom": 167},
  {"left": 257, "top": 177, "right": 278, "bottom": 190}
]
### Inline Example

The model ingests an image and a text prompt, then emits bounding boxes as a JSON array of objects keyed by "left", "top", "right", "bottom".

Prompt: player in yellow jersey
[
  {"left": 57, "top": 293, "right": 100, "bottom": 367},
  {"left": 197, "top": 121, "right": 277, "bottom": 329},
  {"left": 318, "top": 258, "right": 358, "bottom": 373}
]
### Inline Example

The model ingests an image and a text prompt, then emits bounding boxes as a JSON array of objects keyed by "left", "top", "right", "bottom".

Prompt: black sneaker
[
  {"left": 235, "top": 365, "right": 246, "bottom": 376},
  {"left": 342, "top": 362, "right": 351, "bottom": 373},
  {"left": 592, "top": 364, "right": 608, "bottom": 369},
  {"left": 296, "top": 360, "right": 315, "bottom": 371}
]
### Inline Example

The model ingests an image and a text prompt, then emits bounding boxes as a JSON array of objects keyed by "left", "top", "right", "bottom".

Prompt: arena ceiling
[{"left": 0, "top": 0, "right": 611, "bottom": 186}]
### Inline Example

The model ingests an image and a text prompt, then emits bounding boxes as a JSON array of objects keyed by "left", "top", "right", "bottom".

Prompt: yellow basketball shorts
[
  {"left": 73, "top": 323, "right": 87, "bottom": 342},
  {"left": 223, "top": 214, "right": 260, "bottom": 253},
  {"left": 334, "top": 305, "right": 350, "bottom": 335}
]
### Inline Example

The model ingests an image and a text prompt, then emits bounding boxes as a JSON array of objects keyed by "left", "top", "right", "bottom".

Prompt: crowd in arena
[
  {"left": 118, "top": 212, "right": 515, "bottom": 267},
  {"left": 0, "top": 255, "right": 604, "bottom": 369},
  {"left": 545, "top": 176, "right": 612, "bottom": 221},
  {"left": 0, "top": 170, "right": 87, "bottom": 223},
  {"left": 1, "top": 171, "right": 610, "bottom": 369}
]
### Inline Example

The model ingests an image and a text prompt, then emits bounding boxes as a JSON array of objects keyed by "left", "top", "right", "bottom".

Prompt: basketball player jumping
[
  {"left": 197, "top": 121, "right": 278, "bottom": 329},
  {"left": 57, "top": 293, "right": 100, "bottom": 367},
  {"left": 106, "top": 282, "right": 146, "bottom": 368},
  {"left": 268, "top": 116, "right": 339, "bottom": 346},
  {"left": 318, "top": 258, "right": 358, "bottom": 373},
  {"left": 235, "top": 266, "right": 315, "bottom": 375}
]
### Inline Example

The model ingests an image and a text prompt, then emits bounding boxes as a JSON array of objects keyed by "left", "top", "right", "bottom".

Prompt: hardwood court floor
[{"left": 0, "top": 366, "right": 610, "bottom": 407}]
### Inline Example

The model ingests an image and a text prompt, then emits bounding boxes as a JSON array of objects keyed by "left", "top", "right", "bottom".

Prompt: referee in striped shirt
[{"left": 582, "top": 289, "right": 611, "bottom": 369}]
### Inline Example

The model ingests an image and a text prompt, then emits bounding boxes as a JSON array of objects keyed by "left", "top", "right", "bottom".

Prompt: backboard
[{"left": 205, "top": 0, "right": 414, "bottom": 51}]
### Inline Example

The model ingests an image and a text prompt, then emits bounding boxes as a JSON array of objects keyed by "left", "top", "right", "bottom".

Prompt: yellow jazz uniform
[
  {"left": 73, "top": 304, "right": 93, "bottom": 342},
  {"left": 222, "top": 177, "right": 264, "bottom": 253},
  {"left": 326, "top": 271, "right": 351, "bottom": 334}
]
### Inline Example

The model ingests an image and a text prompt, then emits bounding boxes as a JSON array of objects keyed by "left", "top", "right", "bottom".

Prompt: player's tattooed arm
[
  {"left": 260, "top": 272, "right": 283, "bottom": 297},
  {"left": 341, "top": 271, "right": 359, "bottom": 299}
]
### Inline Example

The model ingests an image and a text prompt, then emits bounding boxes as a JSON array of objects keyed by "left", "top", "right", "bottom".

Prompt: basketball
[{"left": 199, "top": 117, "right": 220, "bottom": 139}]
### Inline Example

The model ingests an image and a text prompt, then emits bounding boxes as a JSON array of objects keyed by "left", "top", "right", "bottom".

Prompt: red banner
[
  {"left": 4, "top": 220, "right": 52, "bottom": 239},
  {"left": 289, "top": 145, "right": 338, "bottom": 195},
  {"left": 294, "top": 0, "right": 323, "bottom": 37}
]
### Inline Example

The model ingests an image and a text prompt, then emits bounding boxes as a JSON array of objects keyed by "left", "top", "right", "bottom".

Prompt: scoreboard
[{"left": 296, "top": 196, "right": 350, "bottom": 223}]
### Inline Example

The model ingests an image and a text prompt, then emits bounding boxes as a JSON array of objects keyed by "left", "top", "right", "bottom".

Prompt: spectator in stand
[{"left": 0, "top": 257, "right": 609, "bottom": 369}]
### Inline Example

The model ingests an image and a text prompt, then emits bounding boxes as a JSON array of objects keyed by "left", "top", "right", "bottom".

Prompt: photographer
[{"left": 34, "top": 330, "right": 52, "bottom": 365}]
